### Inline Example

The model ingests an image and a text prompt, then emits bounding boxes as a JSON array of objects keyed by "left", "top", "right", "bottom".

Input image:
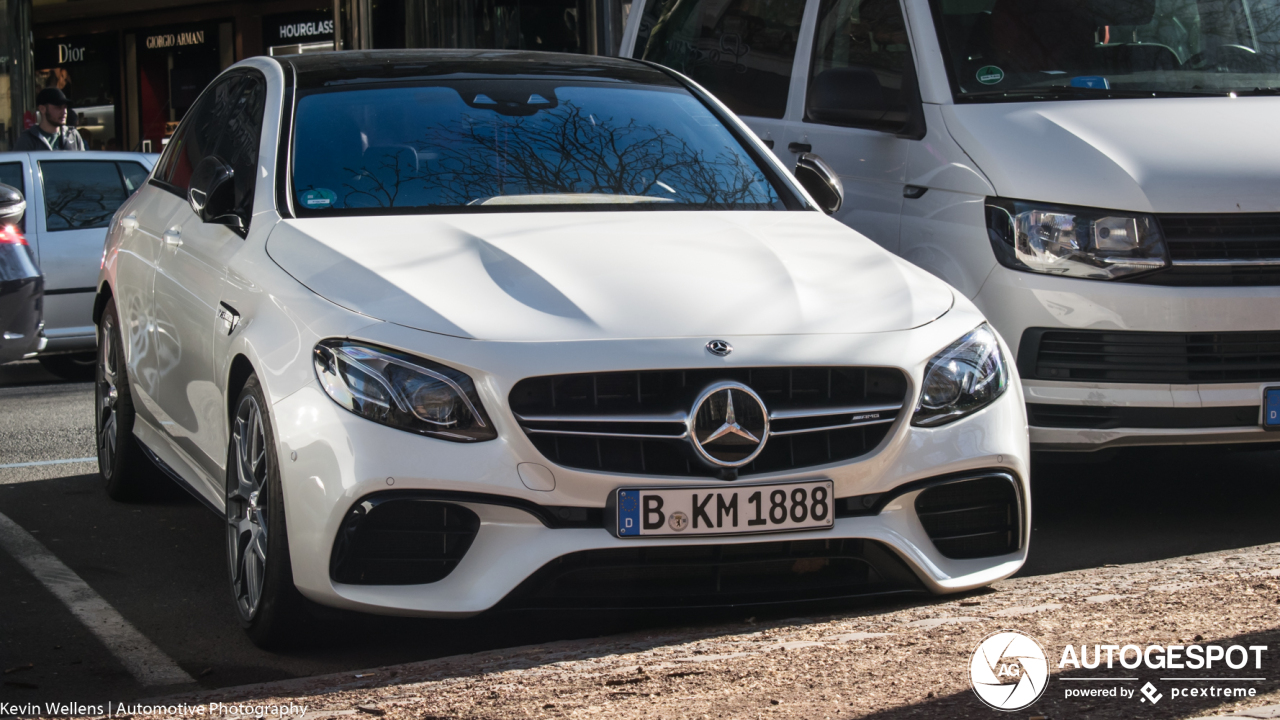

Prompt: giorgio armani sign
[{"left": 145, "top": 30, "right": 206, "bottom": 49}]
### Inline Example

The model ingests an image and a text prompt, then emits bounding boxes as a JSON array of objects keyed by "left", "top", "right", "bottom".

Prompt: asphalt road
[{"left": 1, "top": 359, "right": 1278, "bottom": 708}]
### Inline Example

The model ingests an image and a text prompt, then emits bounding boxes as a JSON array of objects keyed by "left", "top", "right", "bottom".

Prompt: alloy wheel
[{"left": 228, "top": 395, "right": 270, "bottom": 621}]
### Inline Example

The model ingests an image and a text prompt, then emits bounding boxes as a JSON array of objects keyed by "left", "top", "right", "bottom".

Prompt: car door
[
  {"left": 151, "top": 71, "right": 265, "bottom": 490},
  {"left": 779, "top": 0, "right": 922, "bottom": 253},
  {"left": 122, "top": 141, "right": 189, "bottom": 418},
  {"left": 629, "top": 0, "right": 808, "bottom": 157},
  {"left": 37, "top": 157, "right": 153, "bottom": 349}
]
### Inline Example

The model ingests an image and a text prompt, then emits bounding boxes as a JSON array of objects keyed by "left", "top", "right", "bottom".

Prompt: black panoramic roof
[{"left": 280, "top": 49, "right": 678, "bottom": 90}]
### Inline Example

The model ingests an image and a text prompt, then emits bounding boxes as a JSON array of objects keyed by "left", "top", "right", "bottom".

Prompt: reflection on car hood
[
  {"left": 265, "top": 211, "right": 953, "bottom": 342},
  {"left": 943, "top": 97, "right": 1280, "bottom": 213}
]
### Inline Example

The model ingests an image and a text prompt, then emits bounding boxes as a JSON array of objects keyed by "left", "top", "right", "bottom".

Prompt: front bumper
[
  {"left": 976, "top": 266, "right": 1280, "bottom": 450},
  {"left": 270, "top": 316, "right": 1030, "bottom": 617}
]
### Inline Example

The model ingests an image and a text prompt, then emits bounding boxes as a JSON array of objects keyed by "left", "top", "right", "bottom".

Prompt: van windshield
[
  {"left": 931, "top": 0, "right": 1280, "bottom": 100},
  {"left": 290, "top": 81, "right": 789, "bottom": 215}
]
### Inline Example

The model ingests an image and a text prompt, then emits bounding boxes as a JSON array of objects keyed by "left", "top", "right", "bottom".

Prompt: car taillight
[{"left": 0, "top": 225, "right": 25, "bottom": 245}]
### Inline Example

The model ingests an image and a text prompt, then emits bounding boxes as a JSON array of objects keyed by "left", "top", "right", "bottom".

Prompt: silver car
[{"left": 0, "top": 151, "right": 157, "bottom": 377}]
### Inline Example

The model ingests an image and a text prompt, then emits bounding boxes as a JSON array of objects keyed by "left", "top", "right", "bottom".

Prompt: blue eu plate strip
[
  {"left": 1265, "top": 388, "right": 1280, "bottom": 427},
  {"left": 618, "top": 490, "right": 640, "bottom": 536}
]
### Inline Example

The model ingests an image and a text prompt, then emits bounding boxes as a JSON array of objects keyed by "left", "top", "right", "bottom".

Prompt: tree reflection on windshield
[{"left": 293, "top": 85, "right": 784, "bottom": 213}]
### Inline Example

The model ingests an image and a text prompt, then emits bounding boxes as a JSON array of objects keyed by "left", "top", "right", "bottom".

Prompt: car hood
[
  {"left": 265, "top": 211, "right": 953, "bottom": 342},
  {"left": 942, "top": 97, "right": 1280, "bottom": 213}
]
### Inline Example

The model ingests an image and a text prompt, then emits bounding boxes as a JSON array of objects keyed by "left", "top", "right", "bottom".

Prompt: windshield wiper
[{"left": 962, "top": 86, "right": 1206, "bottom": 102}]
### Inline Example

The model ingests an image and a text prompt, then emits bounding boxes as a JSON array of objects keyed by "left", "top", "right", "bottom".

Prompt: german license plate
[
  {"left": 616, "top": 480, "right": 834, "bottom": 537},
  {"left": 1265, "top": 387, "right": 1280, "bottom": 430}
]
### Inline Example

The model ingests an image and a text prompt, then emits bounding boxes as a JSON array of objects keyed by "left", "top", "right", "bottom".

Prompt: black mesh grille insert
[
  {"left": 501, "top": 538, "right": 924, "bottom": 608},
  {"left": 915, "top": 476, "right": 1021, "bottom": 560},
  {"left": 509, "top": 367, "right": 909, "bottom": 478},
  {"left": 1019, "top": 328, "right": 1280, "bottom": 384},
  {"left": 330, "top": 495, "right": 480, "bottom": 585}
]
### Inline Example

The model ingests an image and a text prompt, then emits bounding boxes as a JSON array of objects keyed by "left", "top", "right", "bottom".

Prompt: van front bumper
[{"left": 975, "top": 266, "right": 1280, "bottom": 451}]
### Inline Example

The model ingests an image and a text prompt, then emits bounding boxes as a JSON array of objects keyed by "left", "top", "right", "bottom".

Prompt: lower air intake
[
  {"left": 914, "top": 475, "right": 1022, "bottom": 560},
  {"left": 502, "top": 538, "right": 924, "bottom": 608},
  {"left": 330, "top": 494, "right": 480, "bottom": 585}
]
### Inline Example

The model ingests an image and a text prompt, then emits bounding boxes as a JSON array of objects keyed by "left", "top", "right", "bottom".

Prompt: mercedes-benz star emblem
[
  {"left": 705, "top": 340, "right": 732, "bottom": 357},
  {"left": 688, "top": 381, "right": 769, "bottom": 467}
]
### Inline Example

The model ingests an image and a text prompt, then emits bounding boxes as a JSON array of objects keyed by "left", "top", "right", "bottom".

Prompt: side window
[
  {"left": 169, "top": 76, "right": 240, "bottom": 191},
  {"left": 211, "top": 75, "right": 266, "bottom": 219},
  {"left": 0, "top": 162, "right": 25, "bottom": 232},
  {"left": 634, "top": 0, "right": 806, "bottom": 119},
  {"left": 40, "top": 161, "right": 129, "bottom": 231},
  {"left": 118, "top": 162, "right": 150, "bottom": 195},
  {"left": 155, "top": 125, "right": 187, "bottom": 184},
  {"left": 806, "top": 0, "right": 917, "bottom": 131}
]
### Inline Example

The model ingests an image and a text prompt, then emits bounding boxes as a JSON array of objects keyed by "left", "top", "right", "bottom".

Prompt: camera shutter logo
[{"left": 969, "top": 631, "right": 1050, "bottom": 711}]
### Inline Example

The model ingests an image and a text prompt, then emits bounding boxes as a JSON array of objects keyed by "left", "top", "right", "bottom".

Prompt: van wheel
[
  {"left": 96, "top": 300, "right": 157, "bottom": 500},
  {"left": 226, "top": 375, "right": 307, "bottom": 649}
]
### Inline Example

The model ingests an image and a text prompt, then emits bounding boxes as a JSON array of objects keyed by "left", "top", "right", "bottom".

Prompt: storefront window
[
  {"left": 419, "top": 0, "right": 594, "bottom": 53},
  {"left": 136, "top": 23, "right": 224, "bottom": 152},
  {"left": 34, "top": 35, "right": 121, "bottom": 150}
]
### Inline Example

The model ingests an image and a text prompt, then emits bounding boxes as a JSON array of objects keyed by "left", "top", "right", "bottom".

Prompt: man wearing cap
[{"left": 14, "top": 88, "right": 86, "bottom": 151}]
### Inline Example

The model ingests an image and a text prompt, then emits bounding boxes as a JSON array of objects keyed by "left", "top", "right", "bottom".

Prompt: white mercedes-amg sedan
[{"left": 95, "top": 50, "right": 1030, "bottom": 647}]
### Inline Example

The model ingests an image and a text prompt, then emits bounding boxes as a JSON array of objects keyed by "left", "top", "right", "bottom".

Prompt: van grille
[{"left": 1143, "top": 213, "right": 1280, "bottom": 286}]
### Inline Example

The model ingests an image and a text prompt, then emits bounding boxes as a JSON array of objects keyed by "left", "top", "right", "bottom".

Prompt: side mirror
[
  {"left": 0, "top": 183, "right": 26, "bottom": 226},
  {"left": 794, "top": 153, "right": 844, "bottom": 215},
  {"left": 188, "top": 156, "right": 243, "bottom": 229}
]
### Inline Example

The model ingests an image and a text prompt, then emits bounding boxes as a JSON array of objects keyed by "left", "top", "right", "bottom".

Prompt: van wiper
[{"left": 962, "top": 87, "right": 1205, "bottom": 102}]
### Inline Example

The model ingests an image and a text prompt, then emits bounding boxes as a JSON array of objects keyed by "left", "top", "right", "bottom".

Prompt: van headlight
[
  {"left": 912, "top": 324, "right": 1009, "bottom": 427},
  {"left": 986, "top": 198, "right": 1168, "bottom": 280},
  {"left": 313, "top": 340, "right": 496, "bottom": 442}
]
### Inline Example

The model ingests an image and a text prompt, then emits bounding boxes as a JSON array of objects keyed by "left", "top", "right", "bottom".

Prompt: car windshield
[
  {"left": 931, "top": 0, "right": 1280, "bottom": 100},
  {"left": 290, "top": 80, "right": 788, "bottom": 214}
]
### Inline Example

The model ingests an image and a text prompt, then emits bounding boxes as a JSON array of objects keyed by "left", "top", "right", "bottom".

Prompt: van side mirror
[
  {"left": 794, "top": 153, "right": 843, "bottom": 215},
  {"left": 0, "top": 183, "right": 26, "bottom": 225},
  {"left": 188, "top": 157, "right": 243, "bottom": 229}
]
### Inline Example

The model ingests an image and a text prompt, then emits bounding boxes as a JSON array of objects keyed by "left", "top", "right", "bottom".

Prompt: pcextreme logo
[{"left": 969, "top": 630, "right": 1051, "bottom": 711}]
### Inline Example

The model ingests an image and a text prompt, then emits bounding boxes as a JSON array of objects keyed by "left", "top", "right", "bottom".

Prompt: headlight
[
  {"left": 912, "top": 324, "right": 1009, "bottom": 427},
  {"left": 986, "top": 198, "right": 1168, "bottom": 280},
  {"left": 313, "top": 340, "right": 496, "bottom": 442}
]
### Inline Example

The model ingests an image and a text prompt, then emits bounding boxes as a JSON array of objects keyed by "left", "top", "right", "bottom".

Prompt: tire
[
  {"left": 226, "top": 375, "right": 308, "bottom": 649},
  {"left": 96, "top": 301, "right": 159, "bottom": 500},
  {"left": 42, "top": 352, "right": 98, "bottom": 381}
]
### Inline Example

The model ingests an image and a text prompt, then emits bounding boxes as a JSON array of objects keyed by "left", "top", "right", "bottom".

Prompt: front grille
[
  {"left": 1019, "top": 328, "right": 1280, "bottom": 384},
  {"left": 1027, "top": 403, "right": 1259, "bottom": 429},
  {"left": 509, "top": 367, "right": 909, "bottom": 478},
  {"left": 501, "top": 538, "right": 924, "bottom": 608},
  {"left": 915, "top": 476, "right": 1021, "bottom": 560},
  {"left": 330, "top": 495, "right": 480, "bottom": 585},
  {"left": 1139, "top": 213, "right": 1280, "bottom": 286},
  {"left": 1160, "top": 213, "right": 1280, "bottom": 260}
]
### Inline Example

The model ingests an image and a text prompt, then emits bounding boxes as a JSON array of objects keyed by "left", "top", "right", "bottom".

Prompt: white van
[{"left": 621, "top": 0, "right": 1280, "bottom": 451}]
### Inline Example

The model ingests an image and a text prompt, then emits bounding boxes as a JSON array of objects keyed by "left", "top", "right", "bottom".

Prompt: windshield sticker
[
  {"left": 300, "top": 188, "right": 337, "bottom": 209},
  {"left": 976, "top": 66, "right": 1005, "bottom": 85},
  {"left": 1070, "top": 75, "right": 1111, "bottom": 90}
]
